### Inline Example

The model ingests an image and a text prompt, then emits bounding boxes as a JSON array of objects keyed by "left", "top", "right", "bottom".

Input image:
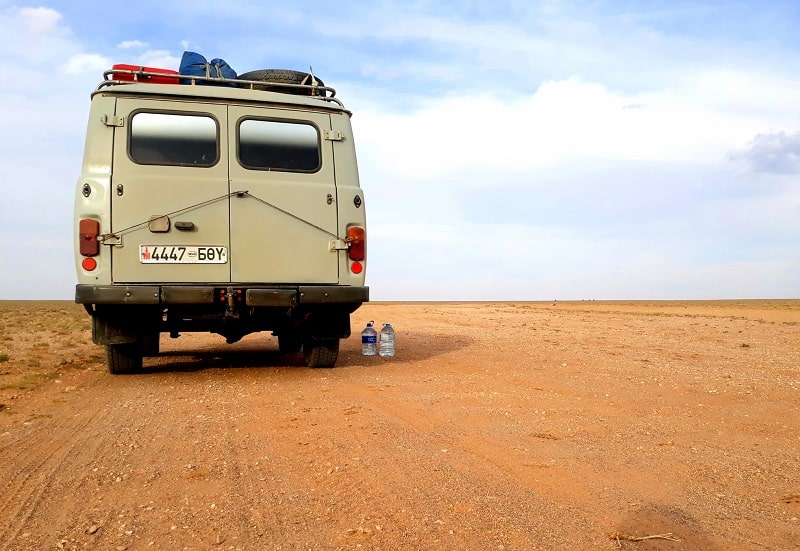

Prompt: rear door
[
  {"left": 228, "top": 106, "right": 339, "bottom": 283},
  {"left": 111, "top": 99, "right": 231, "bottom": 283}
]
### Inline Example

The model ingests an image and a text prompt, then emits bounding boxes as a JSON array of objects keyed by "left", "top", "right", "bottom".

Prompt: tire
[
  {"left": 237, "top": 69, "right": 326, "bottom": 95},
  {"left": 303, "top": 336, "right": 339, "bottom": 368},
  {"left": 278, "top": 330, "right": 303, "bottom": 354},
  {"left": 106, "top": 342, "right": 143, "bottom": 374},
  {"left": 142, "top": 332, "right": 160, "bottom": 357}
]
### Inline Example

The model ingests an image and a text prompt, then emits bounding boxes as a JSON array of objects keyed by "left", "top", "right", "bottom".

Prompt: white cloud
[
  {"left": 729, "top": 131, "right": 800, "bottom": 175},
  {"left": 353, "top": 75, "right": 768, "bottom": 191},
  {"left": 137, "top": 50, "right": 181, "bottom": 70},
  {"left": 0, "top": 6, "right": 72, "bottom": 66},
  {"left": 64, "top": 53, "right": 110, "bottom": 74},
  {"left": 17, "top": 6, "right": 62, "bottom": 33},
  {"left": 676, "top": 70, "right": 800, "bottom": 134},
  {"left": 117, "top": 39, "right": 148, "bottom": 49}
]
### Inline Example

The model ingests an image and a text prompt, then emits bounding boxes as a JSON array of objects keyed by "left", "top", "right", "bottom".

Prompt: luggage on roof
[
  {"left": 179, "top": 51, "right": 237, "bottom": 86},
  {"left": 111, "top": 64, "right": 180, "bottom": 84}
]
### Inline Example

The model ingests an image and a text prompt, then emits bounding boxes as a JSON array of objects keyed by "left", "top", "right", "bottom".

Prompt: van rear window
[
  {"left": 129, "top": 112, "right": 218, "bottom": 166},
  {"left": 238, "top": 119, "right": 320, "bottom": 172}
]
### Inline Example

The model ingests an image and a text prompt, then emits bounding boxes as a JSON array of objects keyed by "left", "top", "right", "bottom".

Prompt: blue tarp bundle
[{"left": 179, "top": 51, "right": 237, "bottom": 85}]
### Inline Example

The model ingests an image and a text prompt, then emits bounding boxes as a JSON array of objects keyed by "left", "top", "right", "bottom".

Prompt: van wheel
[
  {"left": 142, "top": 332, "right": 160, "bottom": 357},
  {"left": 303, "top": 337, "right": 339, "bottom": 368},
  {"left": 278, "top": 330, "right": 302, "bottom": 354},
  {"left": 106, "top": 342, "right": 143, "bottom": 374}
]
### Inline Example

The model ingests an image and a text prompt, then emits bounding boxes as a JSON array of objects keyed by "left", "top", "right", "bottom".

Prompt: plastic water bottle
[
  {"left": 361, "top": 321, "right": 377, "bottom": 356},
  {"left": 379, "top": 323, "right": 395, "bottom": 357}
]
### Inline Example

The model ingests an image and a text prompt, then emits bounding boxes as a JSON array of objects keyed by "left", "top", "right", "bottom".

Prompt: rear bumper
[{"left": 75, "top": 284, "right": 369, "bottom": 307}]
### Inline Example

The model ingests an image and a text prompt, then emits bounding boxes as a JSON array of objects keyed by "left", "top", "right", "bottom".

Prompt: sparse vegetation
[
  {"left": 0, "top": 371, "right": 59, "bottom": 391},
  {"left": 0, "top": 301, "right": 94, "bottom": 393}
]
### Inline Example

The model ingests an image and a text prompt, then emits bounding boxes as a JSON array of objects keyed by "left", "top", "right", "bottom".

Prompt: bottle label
[{"left": 362, "top": 335, "right": 377, "bottom": 344}]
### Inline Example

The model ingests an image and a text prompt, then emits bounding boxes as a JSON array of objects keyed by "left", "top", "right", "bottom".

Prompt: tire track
[
  {"left": 0, "top": 377, "right": 116, "bottom": 549},
  {"left": 338, "top": 386, "right": 600, "bottom": 550}
]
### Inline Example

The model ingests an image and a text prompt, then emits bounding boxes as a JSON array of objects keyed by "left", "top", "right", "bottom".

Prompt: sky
[{"left": 0, "top": 0, "right": 799, "bottom": 301}]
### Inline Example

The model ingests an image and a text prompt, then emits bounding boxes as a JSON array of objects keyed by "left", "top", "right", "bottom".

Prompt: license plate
[{"left": 139, "top": 245, "right": 228, "bottom": 264}]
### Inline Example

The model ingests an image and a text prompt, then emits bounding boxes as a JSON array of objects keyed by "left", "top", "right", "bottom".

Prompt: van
[{"left": 74, "top": 66, "right": 368, "bottom": 373}]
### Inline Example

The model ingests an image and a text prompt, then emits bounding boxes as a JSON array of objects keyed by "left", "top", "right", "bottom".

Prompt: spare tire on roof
[{"left": 237, "top": 69, "right": 327, "bottom": 96}]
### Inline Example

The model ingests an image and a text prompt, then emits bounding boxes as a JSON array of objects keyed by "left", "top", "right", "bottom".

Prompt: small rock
[{"left": 88, "top": 525, "right": 100, "bottom": 535}]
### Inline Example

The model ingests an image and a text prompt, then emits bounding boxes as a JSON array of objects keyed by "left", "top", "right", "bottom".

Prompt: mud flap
[
  {"left": 305, "top": 308, "right": 351, "bottom": 340},
  {"left": 91, "top": 306, "right": 160, "bottom": 345}
]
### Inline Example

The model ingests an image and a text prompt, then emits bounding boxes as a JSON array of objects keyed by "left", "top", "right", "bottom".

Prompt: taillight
[
  {"left": 81, "top": 258, "right": 97, "bottom": 271},
  {"left": 216, "top": 288, "right": 244, "bottom": 304},
  {"left": 347, "top": 226, "right": 365, "bottom": 261},
  {"left": 79, "top": 219, "right": 100, "bottom": 256}
]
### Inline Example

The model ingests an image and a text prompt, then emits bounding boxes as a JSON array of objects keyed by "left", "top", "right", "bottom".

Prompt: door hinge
[
  {"left": 329, "top": 239, "right": 350, "bottom": 251},
  {"left": 102, "top": 114, "right": 125, "bottom": 127},
  {"left": 323, "top": 130, "right": 343, "bottom": 141},
  {"left": 99, "top": 233, "right": 122, "bottom": 246}
]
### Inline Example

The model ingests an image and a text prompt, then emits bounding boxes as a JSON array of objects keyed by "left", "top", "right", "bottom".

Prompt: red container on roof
[{"left": 111, "top": 64, "right": 180, "bottom": 84}]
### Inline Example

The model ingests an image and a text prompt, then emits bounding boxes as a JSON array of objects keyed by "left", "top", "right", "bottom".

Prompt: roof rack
[{"left": 96, "top": 67, "right": 343, "bottom": 107}]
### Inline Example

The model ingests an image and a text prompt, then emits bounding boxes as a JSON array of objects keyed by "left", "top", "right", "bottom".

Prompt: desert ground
[{"left": 0, "top": 299, "right": 798, "bottom": 550}]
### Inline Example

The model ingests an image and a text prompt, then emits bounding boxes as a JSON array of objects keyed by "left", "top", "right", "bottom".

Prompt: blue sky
[{"left": 0, "top": 1, "right": 798, "bottom": 300}]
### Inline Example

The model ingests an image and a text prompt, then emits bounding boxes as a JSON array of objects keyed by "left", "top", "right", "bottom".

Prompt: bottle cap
[{"left": 384, "top": 323, "right": 392, "bottom": 327}]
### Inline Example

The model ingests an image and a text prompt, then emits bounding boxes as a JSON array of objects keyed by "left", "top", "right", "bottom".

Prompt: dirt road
[{"left": 1, "top": 300, "right": 798, "bottom": 550}]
